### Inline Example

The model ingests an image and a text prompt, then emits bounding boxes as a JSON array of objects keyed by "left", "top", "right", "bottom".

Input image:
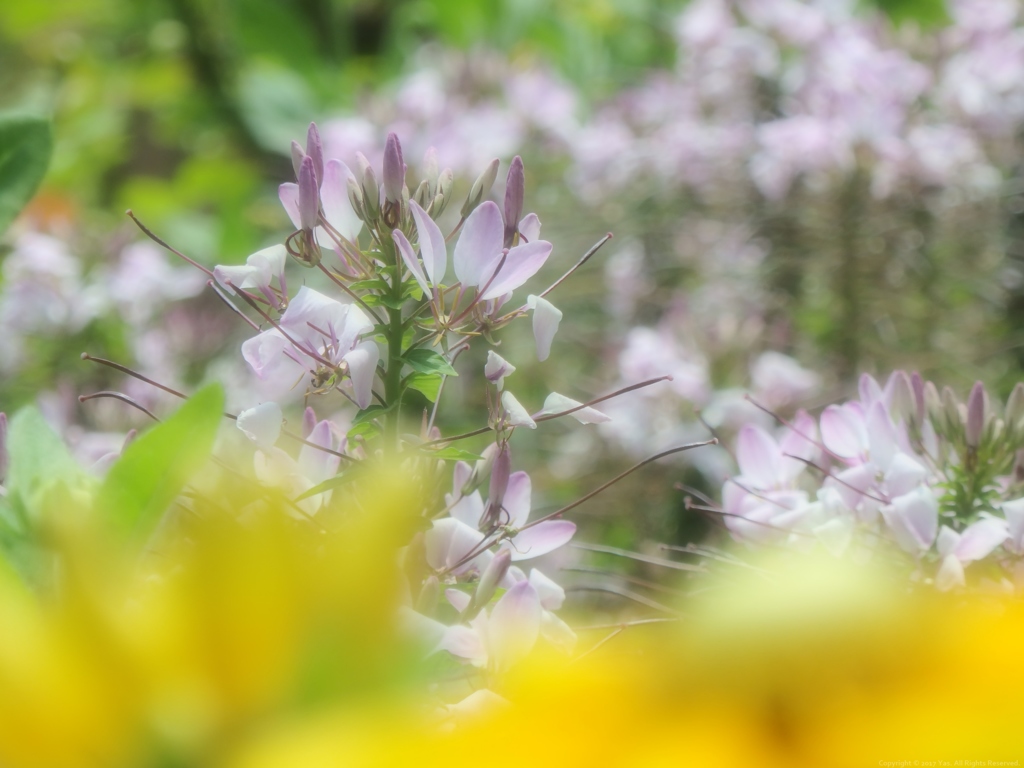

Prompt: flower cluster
[
  {"left": 181, "top": 125, "right": 658, "bottom": 699},
  {"left": 721, "top": 370, "right": 1024, "bottom": 590}
]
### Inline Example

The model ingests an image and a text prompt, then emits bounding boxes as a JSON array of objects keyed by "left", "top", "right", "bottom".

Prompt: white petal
[
  {"left": 343, "top": 341, "right": 379, "bottom": 409},
  {"left": 528, "top": 568, "right": 565, "bottom": 611},
  {"left": 527, "top": 294, "right": 563, "bottom": 362},
  {"left": 484, "top": 350, "right": 516, "bottom": 390},
  {"left": 936, "top": 554, "right": 965, "bottom": 591},
  {"left": 538, "top": 392, "right": 610, "bottom": 424},
  {"left": 236, "top": 402, "right": 283, "bottom": 451},
  {"left": 501, "top": 391, "right": 537, "bottom": 429}
]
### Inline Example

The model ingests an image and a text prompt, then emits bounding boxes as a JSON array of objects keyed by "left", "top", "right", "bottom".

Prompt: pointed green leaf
[
  {"left": 405, "top": 372, "right": 443, "bottom": 402},
  {"left": 293, "top": 471, "right": 359, "bottom": 502},
  {"left": 0, "top": 115, "right": 53, "bottom": 235},
  {"left": 96, "top": 384, "right": 225, "bottom": 539},
  {"left": 426, "top": 447, "right": 484, "bottom": 462},
  {"left": 404, "top": 348, "right": 458, "bottom": 376},
  {"left": 6, "top": 405, "right": 88, "bottom": 517}
]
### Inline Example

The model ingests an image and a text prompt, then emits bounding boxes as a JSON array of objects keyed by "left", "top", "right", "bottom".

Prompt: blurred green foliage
[
  {"left": 0, "top": 115, "right": 52, "bottom": 234},
  {"left": 0, "top": 0, "right": 685, "bottom": 262}
]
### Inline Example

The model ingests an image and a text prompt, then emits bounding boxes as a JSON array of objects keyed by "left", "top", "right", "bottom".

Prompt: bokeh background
[{"left": 2, "top": 0, "right": 1020, "bottom": 558}]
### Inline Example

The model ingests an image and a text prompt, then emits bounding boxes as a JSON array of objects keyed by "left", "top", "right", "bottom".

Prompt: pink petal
[
  {"left": 479, "top": 240, "right": 553, "bottom": 300},
  {"left": 779, "top": 409, "right": 817, "bottom": 481},
  {"left": 518, "top": 212, "right": 541, "bottom": 242},
  {"left": 954, "top": 518, "right": 1008, "bottom": 562},
  {"left": 830, "top": 463, "right": 877, "bottom": 509},
  {"left": 278, "top": 182, "right": 301, "bottom": 229},
  {"left": 453, "top": 200, "right": 503, "bottom": 286},
  {"left": 450, "top": 490, "right": 485, "bottom": 529},
  {"left": 445, "top": 588, "right": 471, "bottom": 613},
  {"left": 502, "top": 471, "right": 532, "bottom": 529},
  {"left": 409, "top": 199, "right": 447, "bottom": 285},
  {"left": 867, "top": 401, "right": 898, "bottom": 468},
  {"left": 393, "top": 229, "right": 429, "bottom": 293},
  {"left": 820, "top": 404, "right": 867, "bottom": 460},
  {"left": 736, "top": 424, "right": 783, "bottom": 488},
  {"left": 883, "top": 489, "right": 937, "bottom": 553},
  {"left": 321, "top": 159, "right": 362, "bottom": 241},
  {"left": 884, "top": 452, "right": 926, "bottom": 497},
  {"left": 439, "top": 625, "right": 486, "bottom": 665},
  {"left": 859, "top": 373, "right": 883, "bottom": 406},
  {"left": 505, "top": 520, "right": 576, "bottom": 561},
  {"left": 424, "top": 518, "right": 485, "bottom": 572},
  {"left": 298, "top": 419, "right": 339, "bottom": 485},
  {"left": 486, "top": 580, "right": 541, "bottom": 670}
]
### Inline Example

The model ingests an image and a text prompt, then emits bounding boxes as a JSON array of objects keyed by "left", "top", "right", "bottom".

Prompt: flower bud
[
  {"left": 461, "top": 158, "right": 500, "bottom": 219},
  {"left": 298, "top": 155, "right": 319, "bottom": 231},
  {"left": 431, "top": 168, "right": 454, "bottom": 216},
  {"left": 488, "top": 441, "right": 512, "bottom": 514},
  {"left": 484, "top": 350, "right": 516, "bottom": 391},
  {"left": 1006, "top": 382, "right": 1024, "bottom": 429},
  {"left": 422, "top": 147, "right": 439, "bottom": 197},
  {"left": 290, "top": 140, "right": 305, "bottom": 179},
  {"left": 910, "top": 371, "right": 926, "bottom": 426},
  {"left": 346, "top": 174, "right": 365, "bottom": 221},
  {"left": 383, "top": 132, "right": 406, "bottom": 204},
  {"left": 887, "top": 371, "right": 914, "bottom": 425},
  {"left": 305, "top": 122, "right": 324, "bottom": 187},
  {"left": 503, "top": 155, "right": 524, "bottom": 247},
  {"left": 966, "top": 381, "right": 987, "bottom": 449},
  {"left": 470, "top": 548, "right": 512, "bottom": 615},
  {"left": 924, "top": 381, "right": 942, "bottom": 426},
  {"left": 356, "top": 152, "right": 380, "bottom": 222},
  {"left": 412, "top": 179, "right": 431, "bottom": 209},
  {"left": 941, "top": 386, "right": 961, "bottom": 436}
]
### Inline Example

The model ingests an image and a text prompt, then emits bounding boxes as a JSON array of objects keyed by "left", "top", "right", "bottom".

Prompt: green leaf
[
  {"left": 346, "top": 421, "right": 381, "bottom": 441},
  {"left": 404, "top": 348, "right": 458, "bottom": 377},
  {"left": 6, "top": 405, "right": 88, "bottom": 517},
  {"left": 425, "top": 447, "right": 484, "bottom": 462},
  {"left": 293, "top": 471, "right": 359, "bottom": 502},
  {"left": 96, "top": 384, "right": 224, "bottom": 540},
  {"left": 350, "top": 278, "right": 389, "bottom": 293},
  {"left": 0, "top": 114, "right": 52, "bottom": 235},
  {"left": 352, "top": 401, "right": 398, "bottom": 426},
  {"left": 405, "top": 372, "right": 443, "bottom": 402}
]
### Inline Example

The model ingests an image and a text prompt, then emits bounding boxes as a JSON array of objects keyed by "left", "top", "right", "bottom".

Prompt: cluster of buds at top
[
  {"left": 346, "top": 134, "right": 457, "bottom": 235},
  {"left": 917, "top": 376, "right": 1024, "bottom": 483}
]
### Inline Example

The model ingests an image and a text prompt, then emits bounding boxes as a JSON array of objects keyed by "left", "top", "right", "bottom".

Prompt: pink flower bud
[
  {"left": 298, "top": 155, "right": 319, "bottom": 231},
  {"left": 383, "top": 132, "right": 406, "bottom": 203},
  {"left": 290, "top": 140, "right": 305, "bottom": 179},
  {"left": 503, "top": 155, "right": 524, "bottom": 247},
  {"left": 305, "top": 122, "right": 324, "bottom": 187},
  {"left": 489, "top": 442, "right": 512, "bottom": 513},
  {"left": 910, "top": 371, "right": 925, "bottom": 425},
  {"left": 966, "top": 381, "right": 986, "bottom": 448},
  {"left": 471, "top": 548, "right": 512, "bottom": 613}
]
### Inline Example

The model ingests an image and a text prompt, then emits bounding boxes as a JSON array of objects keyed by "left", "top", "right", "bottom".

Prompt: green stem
[{"left": 382, "top": 240, "right": 405, "bottom": 455}]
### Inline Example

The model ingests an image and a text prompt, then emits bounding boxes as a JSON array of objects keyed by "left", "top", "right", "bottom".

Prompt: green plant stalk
[{"left": 382, "top": 239, "right": 405, "bottom": 455}]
